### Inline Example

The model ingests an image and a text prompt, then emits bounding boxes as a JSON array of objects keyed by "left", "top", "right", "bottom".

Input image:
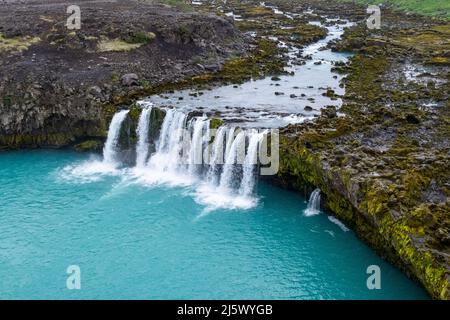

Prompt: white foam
[
  {"left": 130, "top": 166, "right": 195, "bottom": 188},
  {"left": 59, "top": 158, "right": 121, "bottom": 184},
  {"left": 328, "top": 216, "right": 350, "bottom": 232},
  {"left": 194, "top": 183, "right": 258, "bottom": 213}
]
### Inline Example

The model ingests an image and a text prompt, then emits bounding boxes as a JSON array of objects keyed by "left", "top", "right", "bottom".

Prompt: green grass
[
  {"left": 342, "top": 0, "right": 450, "bottom": 19},
  {"left": 143, "top": 0, "right": 193, "bottom": 11}
]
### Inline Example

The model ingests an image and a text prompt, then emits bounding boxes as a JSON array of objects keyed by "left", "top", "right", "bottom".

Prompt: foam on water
[
  {"left": 193, "top": 182, "right": 258, "bottom": 213},
  {"left": 59, "top": 157, "right": 121, "bottom": 184},
  {"left": 328, "top": 216, "right": 350, "bottom": 232}
]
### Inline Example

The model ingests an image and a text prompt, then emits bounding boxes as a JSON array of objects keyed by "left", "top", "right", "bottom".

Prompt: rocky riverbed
[{"left": 0, "top": 0, "right": 449, "bottom": 299}]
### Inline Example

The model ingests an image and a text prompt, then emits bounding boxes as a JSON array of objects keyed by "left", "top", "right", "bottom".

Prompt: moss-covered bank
[{"left": 270, "top": 4, "right": 449, "bottom": 298}]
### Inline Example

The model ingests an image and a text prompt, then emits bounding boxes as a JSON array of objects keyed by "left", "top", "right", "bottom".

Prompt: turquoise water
[{"left": 0, "top": 151, "right": 429, "bottom": 299}]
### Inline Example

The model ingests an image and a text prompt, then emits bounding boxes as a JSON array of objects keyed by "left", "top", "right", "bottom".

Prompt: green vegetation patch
[
  {"left": 0, "top": 33, "right": 40, "bottom": 53},
  {"left": 97, "top": 32, "right": 155, "bottom": 52},
  {"left": 97, "top": 38, "right": 144, "bottom": 52},
  {"left": 341, "top": 0, "right": 450, "bottom": 19}
]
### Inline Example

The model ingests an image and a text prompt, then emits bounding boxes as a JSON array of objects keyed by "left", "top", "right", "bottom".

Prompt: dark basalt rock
[{"left": 0, "top": 0, "right": 249, "bottom": 150}]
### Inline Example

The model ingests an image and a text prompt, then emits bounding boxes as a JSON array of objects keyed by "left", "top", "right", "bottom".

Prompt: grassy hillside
[{"left": 342, "top": 0, "right": 450, "bottom": 19}]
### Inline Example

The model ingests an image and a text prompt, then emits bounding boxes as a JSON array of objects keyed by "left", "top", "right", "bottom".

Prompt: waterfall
[
  {"left": 219, "top": 131, "right": 246, "bottom": 190},
  {"left": 130, "top": 106, "right": 266, "bottom": 209},
  {"left": 189, "top": 117, "right": 208, "bottom": 175},
  {"left": 224, "top": 127, "right": 236, "bottom": 161},
  {"left": 304, "top": 188, "right": 321, "bottom": 216},
  {"left": 239, "top": 131, "right": 264, "bottom": 196},
  {"left": 148, "top": 109, "right": 187, "bottom": 172},
  {"left": 206, "top": 126, "right": 227, "bottom": 185},
  {"left": 68, "top": 106, "right": 265, "bottom": 210},
  {"left": 103, "top": 110, "right": 129, "bottom": 165},
  {"left": 156, "top": 108, "right": 175, "bottom": 153},
  {"left": 135, "top": 106, "right": 152, "bottom": 168}
]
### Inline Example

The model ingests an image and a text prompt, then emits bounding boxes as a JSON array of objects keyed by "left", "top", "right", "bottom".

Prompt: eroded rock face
[{"left": 0, "top": 0, "right": 249, "bottom": 148}]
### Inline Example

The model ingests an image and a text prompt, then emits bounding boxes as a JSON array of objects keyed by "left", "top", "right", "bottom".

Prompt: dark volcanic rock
[{"left": 0, "top": 0, "right": 249, "bottom": 148}]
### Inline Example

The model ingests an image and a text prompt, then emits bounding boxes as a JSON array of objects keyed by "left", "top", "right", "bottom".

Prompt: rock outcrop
[{"left": 0, "top": 0, "right": 248, "bottom": 149}]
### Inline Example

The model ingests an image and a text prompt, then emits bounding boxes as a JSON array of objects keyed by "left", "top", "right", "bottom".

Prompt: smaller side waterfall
[
  {"left": 136, "top": 106, "right": 152, "bottom": 168},
  {"left": 304, "top": 188, "right": 321, "bottom": 216},
  {"left": 103, "top": 110, "right": 129, "bottom": 165}
]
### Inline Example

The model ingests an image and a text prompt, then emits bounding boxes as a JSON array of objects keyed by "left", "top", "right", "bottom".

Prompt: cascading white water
[
  {"left": 206, "top": 126, "right": 227, "bottom": 185},
  {"left": 103, "top": 110, "right": 129, "bottom": 165},
  {"left": 135, "top": 106, "right": 152, "bottom": 168},
  {"left": 148, "top": 109, "right": 187, "bottom": 172},
  {"left": 156, "top": 108, "right": 175, "bottom": 153},
  {"left": 188, "top": 117, "right": 208, "bottom": 175},
  {"left": 304, "top": 188, "right": 321, "bottom": 216},
  {"left": 224, "top": 127, "right": 236, "bottom": 161},
  {"left": 63, "top": 107, "right": 266, "bottom": 211},
  {"left": 219, "top": 131, "right": 246, "bottom": 190},
  {"left": 239, "top": 131, "right": 264, "bottom": 196},
  {"left": 127, "top": 107, "right": 265, "bottom": 209},
  {"left": 203, "top": 119, "right": 211, "bottom": 159}
]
